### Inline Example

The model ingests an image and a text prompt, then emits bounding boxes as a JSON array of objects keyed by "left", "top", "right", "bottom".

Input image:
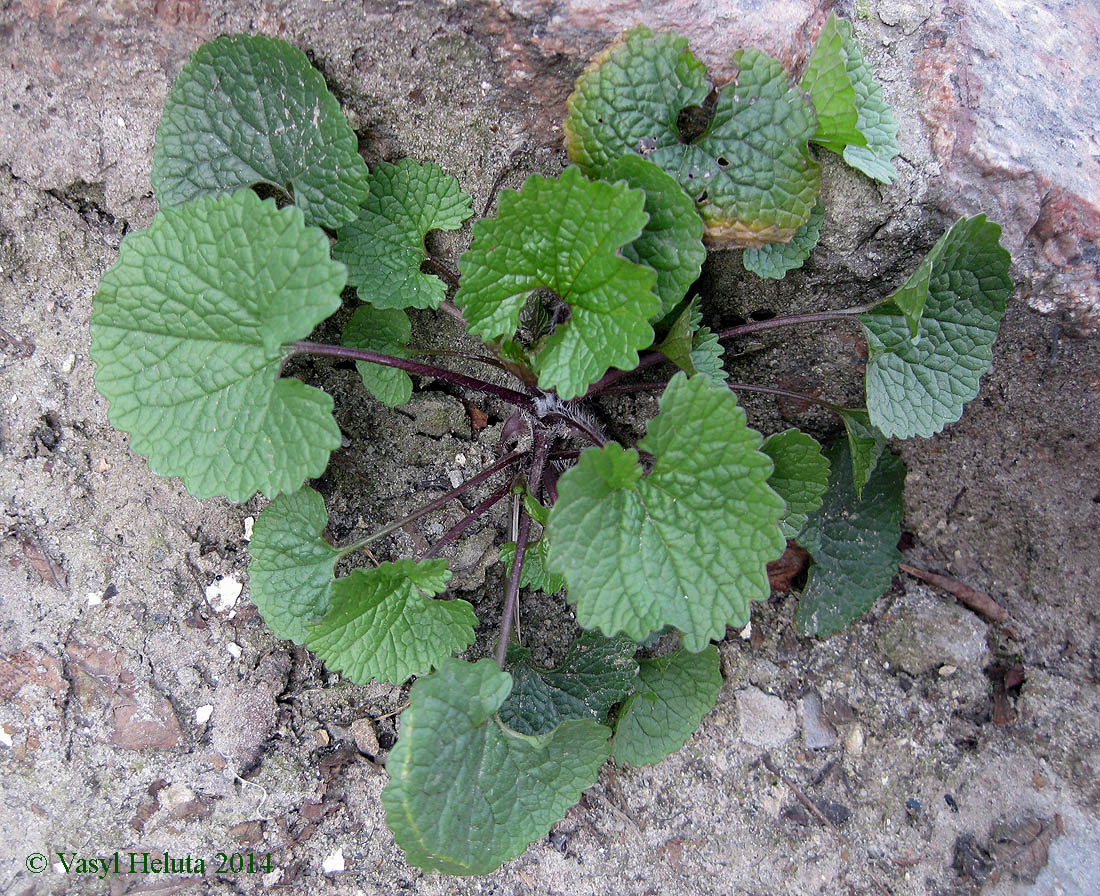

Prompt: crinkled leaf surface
[
  {"left": 566, "top": 30, "right": 820, "bottom": 246},
  {"left": 382, "top": 658, "right": 609, "bottom": 875},
  {"left": 743, "top": 201, "right": 825, "bottom": 279},
  {"left": 456, "top": 167, "right": 657, "bottom": 399},
  {"left": 801, "top": 15, "right": 899, "bottom": 183},
  {"left": 763, "top": 429, "right": 830, "bottom": 539},
  {"left": 152, "top": 34, "right": 369, "bottom": 228},
  {"left": 307, "top": 559, "right": 475, "bottom": 685},
  {"left": 343, "top": 306, "right": 413, "bottom": 407},
  {"left": 547, "top": 374, "right": 786, "bottom": 650},
  {"left": 795, "top": 441, "right": 905, "bottom": 637},
  {"left": 500, "top": 632, "right": 639, "bottom": 736},
  {"left": 334, "top": 160, "right": 472, "bottom": 309},
  {"left": 861, "top": 216, "right": 1012, "bottom": 438},
  {"left": 838, "top": 408, "right": 887, "bottom": 499},
  {"left": 612, "top": 645, "right": 722, "bottom": 766},
  {"left": 564, "top": 27, "right": 709, "bottom": 175},
  {"left": 90, "top": 190, "right": 344, "bottom": 501},
  {"left": 601, "top": 154, "right": 706, "bottom": 320},
  {"left": 248, "top": 486, "right": 340, "bottom": 643}
]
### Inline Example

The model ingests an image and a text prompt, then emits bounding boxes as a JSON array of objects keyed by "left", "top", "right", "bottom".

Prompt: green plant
[{"left": 90, "top": 19, "right": 1011, "bottom": 875}]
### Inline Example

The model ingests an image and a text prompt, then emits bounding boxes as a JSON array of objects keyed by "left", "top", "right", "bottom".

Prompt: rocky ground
[{"left": 1, "top": 1, "right": 1098, "bottom": 894}]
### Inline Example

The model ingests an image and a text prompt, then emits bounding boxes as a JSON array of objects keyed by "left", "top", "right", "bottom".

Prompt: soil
[{"left": 1, "top": 3, "right": 1098, "bottom": 895}]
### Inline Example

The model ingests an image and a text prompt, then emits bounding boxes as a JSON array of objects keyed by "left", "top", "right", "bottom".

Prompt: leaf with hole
[
  {"left": 152, "top": 34, "right": 369, "bottom": 228},
  {"left": 566, "top": 29, "right": 821, "bottom": 246},
  {"left": 334, "top": 159, "right": 473, "bottom": 310},
  {"left": 456, "top": 167, "right": 658, "bottom": 399},
  {"left": 382, "top": 658, "right": 609, "bottom": 874},
  {"left": 612, "top": 645, "right": 722, "bottom": 766},
  {"left": 546, "top": 374, "right": 786, "bottom": 650},
  {"left": 795, "top": 441, "right": 905, "bottom": 636},
  {"left": 342, "top": 306, "right": 413, "bottom": 407},
  {"left": 500, "top": 631, "right": 639, "bottom": 736},
  {"left": 801, "top": 14, "right": 899, "bottom": 183},
  {"left": 90, "top": 190, "right": 345, "bottom": 501},
  {"left": 861, "top": 216, "right": 1012, "bottom": 438}
]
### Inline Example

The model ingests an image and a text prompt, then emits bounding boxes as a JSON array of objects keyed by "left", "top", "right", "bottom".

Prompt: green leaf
[
  {"left": 612, "top": 646, "right": 722, "bottom": 766},
  {"left": 306, "top": 559, "right": 475, "bottom": 685},
  {"left": 500, "top": 632, "right": 639, "bottom": 736},
  {"left": 651, "top": 47, "right": 820, "bottom": 247},
  {"left": 90, "top": 190, "right": 344, "bottom": 501},
  {"left": 342, "top": 306, "right": 413, "bottom": 407},
  {"left": 152, "top": 35, "right": 369, "bottom": 229},
  {"left": 456, "top": 167, "right": 658, "bottom": 399},
  {"left": 382, "top": 658, "right": 610, "bottom": 875},
  {"left": 762, "top": 429, "right": 830, "bottom": 539},
  {"left": 547, "top": 374, "right": 786, "bottom": 650},
  {"left": 565, "top": 27, "right": 709, "bottom": 176},
  {"left": 801, "top": 15, "right": 899, "bottom": 184},
  {"left": 657, "top": 300, "right": 727, "bottom": 384},
  {"left": 334, "top": 160, "right": 472, "bottom": 310},
  {"left": 499, "top": 538, "right": 566, "bottom": 595},
  {"left": 743, "top": 201, "right": 825, "bottom": 280},
  {"left": 248, "top": 486, "right": 340, "bottom": 643},
  {"left": 795, "top": 441, "right": 905, "bottom": 636},
  {"left": 600, "top": 154, "right": 706, "bottom": 320},
  {"left": 861, "top": 216, "right": 1012, "bottom": 438},
  {"left": 837, "top": 408, "right": 887, "bottom": 499}
]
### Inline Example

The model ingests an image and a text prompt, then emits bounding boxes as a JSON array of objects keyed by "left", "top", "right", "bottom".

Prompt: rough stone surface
[
  {"left": 877, "top": 589, "right": 991, "bottom": 677},
  {"left": 2, "top": 1, "right": 1099, "bottom": 894},
  {"left": 736, "top": 686, "right": 798, "bottom": 748},
  {"left": 800, "top": 690, "right": 839, "bottom": 749}
]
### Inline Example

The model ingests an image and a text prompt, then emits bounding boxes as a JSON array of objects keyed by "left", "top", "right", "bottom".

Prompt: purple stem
[
  {"left": 495, "top": 428, "right": 550, "bottom": 668},
  {"left": 421, "top": 482, "right": 513, "bottom": 560},
  {"left": 288, "top": 340, "right": 535, "bottom": 411},
  {"left": 715, "top": 308, "right": 870, "bottom": 342}
]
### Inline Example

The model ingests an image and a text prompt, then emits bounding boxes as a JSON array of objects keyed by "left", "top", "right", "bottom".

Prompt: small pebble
[
  {"left": 322, "top": 849, "right": 345, "bottom": 874},
  {"left": 225, "top": 643, "right": 243, "bottom": 659},
  {"left": 844, "top": 724, "right": 865, "bottom": 757},
  {"left": 938, "top": 664, "right": 958, "bottom": 677},
  {"left": 195, "top": 705, "right": 214, "bottom": 725},
  {"left": 242, "top": 517, "right": 254, "bottom": 541},
  {"left": 205, "top": 576, "right": 242, "bottom": 613},
  {"left": 0, "top": 724, "right": 12, "bottom": 748},
  {"left": 61, "top": 353, "right": 76, "bottom": 374},
  {"left": 350, "top": 718, "right": 379, "bottom": 756}
]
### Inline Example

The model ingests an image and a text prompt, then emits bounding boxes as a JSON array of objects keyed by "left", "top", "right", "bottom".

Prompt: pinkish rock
[{"left": 914, "top": 0, "right": 1100, "bottom": 333}]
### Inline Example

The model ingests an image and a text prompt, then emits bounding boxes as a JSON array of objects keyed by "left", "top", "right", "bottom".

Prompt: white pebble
[
  {"left": 322, "top": 849, "right": 345, "bottom": 874},
  {"left": 243, "top": 516, "right": 255, "bottom": 541},
  {"left": 740, "top": 621, "right": 752, "bottom": 640},
  {"left": 86, "top": 591, "right": 102, "bottom": 607},
  {"left": 205, "top": 575, "right": 242, "bottom": 613},
  {"left": 225, "top": 643, "right": 243, "bottom": 659},
  {"left": 195, "top": 705, "right": 214, "bottom": 725},
  {"left": 0, "top": 724, "right": 12, "bottom": 748}
]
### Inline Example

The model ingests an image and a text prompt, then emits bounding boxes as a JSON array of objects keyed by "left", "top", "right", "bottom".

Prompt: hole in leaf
[{"left": 716, "top": 156, "right": 730, "bottom": 168}]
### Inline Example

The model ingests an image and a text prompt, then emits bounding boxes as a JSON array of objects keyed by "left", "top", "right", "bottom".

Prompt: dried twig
[{"left": 899, "top": 563, "right": 1007, "bottom": 623}]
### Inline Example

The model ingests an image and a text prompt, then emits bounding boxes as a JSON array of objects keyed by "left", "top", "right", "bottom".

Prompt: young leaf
[
  {"left": 762, "top": 429, "right": 830, "bottom": 539},
  {"left": 306, "top": 559, "right": 475, "bottom": 685},
  {"left": 334, "top": 160, "right": 473, "bottom": 310},
  {"left": 564, "top": 27, "right": 709, "bottom": 176},
  {"left": 456, "top": 167, "right": 658, "bottom": 399},
  {"left": 837, "top": 408, "right": 887, "bottom": 499},
  {"left": 499, "top": 632, "right": 639, "bottom": 736},
  {"left": 601, "top": 154, "right": 706, "bottom": 320},
  {"left": 90, "top": 190, "right": 345, "bottom": 501},
  {"left": 743, "top": 201, "right": 825, "bottom": 280},
  {"left": 152, "top": 35, "right": 369, "bottom": 229},
  {"left": 861, "top": 216, "right": 1012, "bottom": 438},
  {"left": 342, "top": 306, "right": 413, "bottom": 407},
  {"left": 795, "top": 441, "right": 905, "bottom": 636},
  {"left": 657, "top": 300, "right": 728, "bottom": 384},
  {"left": 547, "top": 374, "right": 786, "bottom": 651},
  {"left": 612, "top": 645, "right": 722, "bottom": 767},
  {"left": 499, "top": 538, "right": 566, "bottom": 595},
  {"left": 801, "top": 15, "right": 900, "bottom": 184},
  {"left": 248, "top": 486, "right": 341, "bottom": 643},
  {"left": 565, "top": 30, "right": 821, "bottom": 246},
  {"left": 382, "top": 658, "right": 610, "bottom": 875}
]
